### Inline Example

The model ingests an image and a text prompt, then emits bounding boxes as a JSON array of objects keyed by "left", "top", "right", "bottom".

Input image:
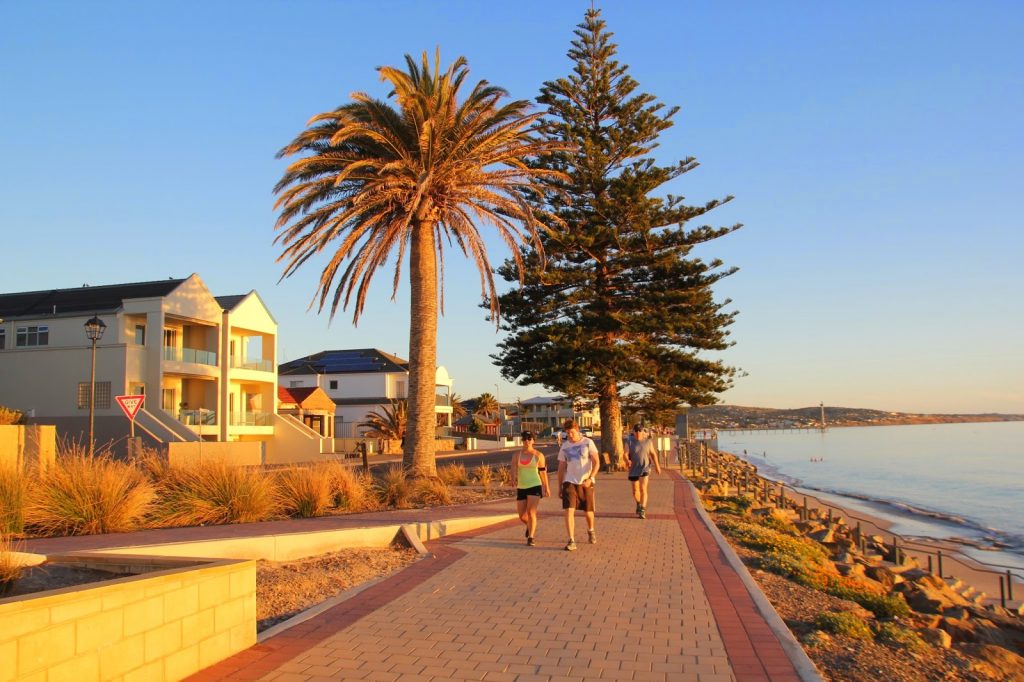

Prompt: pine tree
[{"left": 492, "top": 9, "right": 740, "bottom": 464}]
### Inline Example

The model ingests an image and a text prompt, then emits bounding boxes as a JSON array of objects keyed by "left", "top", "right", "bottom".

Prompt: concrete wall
[
  {"left": 0, "top": 424, "right": 55, "bottom": 471},
  {"left": 0, "top": 554, "right": 256, "bottom": 682},
  {"left": 264, "top": 414, "right": 330, "bottom": 465},
  {"left": 166, "top": 441, "right": 262, "bottom": 468}
]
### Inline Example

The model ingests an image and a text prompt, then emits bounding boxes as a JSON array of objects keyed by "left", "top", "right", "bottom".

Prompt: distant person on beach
[
  {"left": 626, "top": 424, "right": 662, "bottom": 518},
  {"left": 557, "top": 419, "right": 600, "bottom": 551},
  {"left": 512, "top": 431, "right": 550, "bottom": 546}
]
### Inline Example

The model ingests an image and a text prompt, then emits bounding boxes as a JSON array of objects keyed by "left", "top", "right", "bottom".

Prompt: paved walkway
[{"left": 172, "top": 471, "right": 815, "bottom": 682}]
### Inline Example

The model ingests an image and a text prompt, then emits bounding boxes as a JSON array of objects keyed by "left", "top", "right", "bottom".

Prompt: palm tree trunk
[
  {"left": 404, "top": 218, "right": 439, "bottom": 478},
  {"left": 598, "top": 380, "right": 624, "bottom": 471}
]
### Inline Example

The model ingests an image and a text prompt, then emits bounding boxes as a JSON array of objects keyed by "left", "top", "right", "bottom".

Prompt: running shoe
[
  {"left": 565, "top": 539, "right": 577, "bottom": 552},
  {"left": 527, "top": 537, "right": 536, "bottom": 547},
  {"left": 639, "top": 507, "right": 646, "bottom": 519},
  {"left": 636, "top": 502, "right": 642, "bottom": 514},
  {"left": 588, "top": 530, "right": 597, "bottom": 544}
]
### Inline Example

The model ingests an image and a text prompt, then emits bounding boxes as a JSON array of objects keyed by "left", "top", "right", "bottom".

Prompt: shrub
[
  {"left": 329, "top": 465, "right": 378, "bottom": 512},
  {"left": 276, "top": 465, "right": 334, "bottom": 518},
  {"left": 412, "top": 478, "right": 452, "bottom": 507},
  {"left": 0, "top": 406, "right": 23, "bottom": 425},
  {"left": 151, "top": 460, "right": 280, "bottom": 527},
  {"left": 814, "top": 611, "right": 873, "bottom": 640},
  {"left": 437, "top": 462, "right": 469, "bottom": 486},
  {"left": 0, "top": 534, "right": 24, "bottom": 595},
  {"left": 473, "top": 465, "right": 493, "bottom": 489},
  {"left": 0, "top": 465, "right": 26, "bottom": 534},
  {"left": 25, "top": 452, "right": 155, "bottom": 535},
  {"left": 875, "top": 622, "right": 927, "bottom": 652},
  {"left": 827, "top": 581, "right": 910, "bottom": 619},
  {"left": 131, "top": 446, "right": 173, "bottom": 482},
  {"left": 495, "top": 464, "right": 513, "bottom": 487},
  {"left": 377, "top": 465, "right": 411, "bottom": 509}
]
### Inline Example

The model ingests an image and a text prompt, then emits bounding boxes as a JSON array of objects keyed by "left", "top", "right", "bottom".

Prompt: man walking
[
  {"left": 625, "top": 424, "right": 662, "bottom": 518},
  {"left": 557, "top": 419, "right": 600, "bottom": 551}
]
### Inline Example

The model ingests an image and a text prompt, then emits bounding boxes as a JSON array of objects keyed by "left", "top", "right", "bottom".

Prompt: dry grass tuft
[
  {"left": 0, "top": 534, "right": 24, "bottom": 594},
  {"left": 473, "top": 464, "right": 494, "bottom": 489},
  {"left": 151, "top": 460, "right": 281, "bottom": 527},
  {"left": 412, "top": 478, "right": 452, "bottom": 507},
  {"left": 0, "top": 465, "right": 26, "bottom": 535},
  {"left": 495, "top": 464, "right": 513, "bottom": 487},
  {"left": 437, "top": 462, "right": 469, "bottom": 486},
  {"left": 276, "top": 465, "right": 335, "bottom": 518},
  {"left": 131, "top": 446, "right": 173, "bottom": 482},
  {"left": 0, "top": 406, "right": 23, "bottom": 425},
  {"left": 328, "top": 464, "right": 379, "bottom": 511},
  {"left": 377, "top": 465, "right": 411, "bottom": 509},
  {"left": 25, "top": 451, "right": 155, "bottom": 536}
]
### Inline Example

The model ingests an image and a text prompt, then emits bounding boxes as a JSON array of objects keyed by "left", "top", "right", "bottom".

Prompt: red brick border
[{"left": 670, "top": 471, "right": 802, "bottom": 682}]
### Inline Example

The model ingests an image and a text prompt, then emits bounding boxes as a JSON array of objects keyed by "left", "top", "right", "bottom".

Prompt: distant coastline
[{"left": 689, "top": 404, "right": 1024, "bottom": 430}]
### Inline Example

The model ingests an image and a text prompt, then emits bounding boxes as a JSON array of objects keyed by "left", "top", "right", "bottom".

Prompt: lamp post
[
  {"left": 494, "top": 383, "right": 501, "bottom": 436},
  {"left": 84, "top": 314, "right": 106, "bottom": 457}
]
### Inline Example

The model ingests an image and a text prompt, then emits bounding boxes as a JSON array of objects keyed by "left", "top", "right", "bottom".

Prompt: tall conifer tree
[{"left": 492, "top": 9, "right": 740, "bottom": 463}]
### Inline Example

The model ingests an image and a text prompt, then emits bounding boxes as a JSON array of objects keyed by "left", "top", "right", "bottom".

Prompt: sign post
[{"left": 115, "top": 394, "right": 145, "bottom": 438}]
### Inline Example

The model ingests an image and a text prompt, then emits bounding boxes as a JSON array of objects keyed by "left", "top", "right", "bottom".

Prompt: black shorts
[
  {"left": 516, "top": 485, "right": 543, "bottom": 500},
  {"left": 561, "top": 482, "right": 596, "bottom": 512},
  {"left": 628, "top": 472, "right": 650, "bottom": 482}
]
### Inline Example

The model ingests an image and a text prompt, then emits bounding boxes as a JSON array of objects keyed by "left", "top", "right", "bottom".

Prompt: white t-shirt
[{"left": 558, "top": 436, "right": 598, "bottom": 483}]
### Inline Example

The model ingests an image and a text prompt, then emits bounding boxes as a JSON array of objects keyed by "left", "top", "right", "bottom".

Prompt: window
[
  {"left": 289, "top": 380, "right": 303, "bottom": 388},
  {"left": 161, "top": 388, "right": 176, "bottom": 411},
  {"left": 16, "top": 325, "right": 49, "bottom": 347},
  {"left": 134, "top": 325, "right": 146, "bottom": 345},
  {"left": 397, "top": 380, "right": 406, "bottom": 398},
  {"left": 77, "top": 382, "right": 112, "bottom": 409},
  {"left": 0, "top": 329, "right": 4, "bottom": 350},
  {"left": 328, "top": 380, "right": 338, "bottom": 390}
]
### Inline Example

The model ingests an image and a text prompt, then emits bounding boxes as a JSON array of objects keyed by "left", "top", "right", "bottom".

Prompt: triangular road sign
[{"left": 116, "top": 394, "right": 145, "bottom": 421}]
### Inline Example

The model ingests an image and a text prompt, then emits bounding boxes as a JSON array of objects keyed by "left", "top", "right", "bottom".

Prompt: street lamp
[
  {"left": 84, "top": 314, "right": 106, "bottom": 457},
  {"left": 494, "top": 383, "right": 500, "bottom": 436}
]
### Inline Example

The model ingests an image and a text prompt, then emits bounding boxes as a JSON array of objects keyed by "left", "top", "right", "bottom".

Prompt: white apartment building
[
  {"left": 520, "top": 396, "right": 600, "bottom": 432},
  {"left": 278, "top": 349, "right": 454, "bottom": 437},
  {"left": 0, "top": 274, "right": 278, "bottom": 451}
]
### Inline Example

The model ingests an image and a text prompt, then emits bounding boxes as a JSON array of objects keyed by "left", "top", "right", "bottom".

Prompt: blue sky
[{"left": 2, "top": 1, "right": 1021, "bottom": 414}]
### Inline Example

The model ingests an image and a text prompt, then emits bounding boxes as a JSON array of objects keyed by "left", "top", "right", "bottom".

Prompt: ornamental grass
[
  {"left": 24, "top": 448, "right": 155, "bottom": 536},
  {"left": 495, "top": 464, "right": 513, "bottom": 487},
  {"left": 473, "top": 464, "right": 494, "bottom": 490},
  {"left": 0, "top": 534, "right": 24, "bottom": 594},
  {"left": 0, "top": 464, "right": 26, "bottom": 535},
  {"left": 329, "top": 464, "right": 379, "bottom": 511},
  {"left": 377, "top": 465, "right": 411, "bottom": 509},
  {"left": 151, "top": 460, "right": 280, "bottom": 527},
  {"left": 276, "top": 464, "right": 335, "bottom": 518},
  {"left": 437, "top": 462, "right": 469, "bottom": 486},
  {"left": 412, "top": 477, "right": 452, "bottom": 507}
]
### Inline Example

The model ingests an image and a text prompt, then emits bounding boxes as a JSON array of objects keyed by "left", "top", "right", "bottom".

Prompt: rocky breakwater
[{"left": 681, "top": 443, "right": 1024, "bottom": 680}]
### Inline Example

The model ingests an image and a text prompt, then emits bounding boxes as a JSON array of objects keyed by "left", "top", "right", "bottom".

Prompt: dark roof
[
  {"left": 215, "top": 295, "right": 247, "bottom": 311},
  {"left": 279, "top": 349, "right": 409, "bottom": 376},
  {"left": 0, "top": 278, "right": 186, "bottom": 319}
]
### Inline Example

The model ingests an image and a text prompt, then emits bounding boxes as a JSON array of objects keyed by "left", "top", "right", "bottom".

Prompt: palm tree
[
  {"left": 273, "top": 51, "right": 565, "bottom": 477},
  {"left": 359, "top": 400, "right": 407, "bottom": 440},
  {"left": 450, "top": 393, "right": 467, "bottom": 421},
  {"left": 474, "top": 392, "right": 499, "bottom": 421}
]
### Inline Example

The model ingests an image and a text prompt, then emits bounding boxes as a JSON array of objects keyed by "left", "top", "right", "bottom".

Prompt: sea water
[{"left": 716, "top": 421, "right": 1024, "bottom": 572}]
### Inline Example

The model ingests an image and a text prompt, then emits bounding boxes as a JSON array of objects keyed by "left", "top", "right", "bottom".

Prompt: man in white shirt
[{"left": 557, "top": 419, "right": 600, "bottom": 551}]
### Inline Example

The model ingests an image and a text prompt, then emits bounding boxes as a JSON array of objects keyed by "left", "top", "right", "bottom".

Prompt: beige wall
[
  {"left": 167, "top": 441, "right": 262, "bottom": 468},
  {"left": 0, "top": 425, "right": 55, "bottom": 471},
  {"left": 0, "top": 555, "right": 255, "bottom": 682}
]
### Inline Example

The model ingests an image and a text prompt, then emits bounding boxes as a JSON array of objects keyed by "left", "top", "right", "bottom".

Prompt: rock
[
  {"left": 899, "top": 584, "right": 958, "bottom": 614},
  {"left": 919, "top": 627, "right": 952, "bottom": 649},
  {"left": 944, "top": 606, "right": 971, "bottom": 620},
  {"left": 973, "top": 618, "right": 1009, "bottom": 645},
  {"left": 836, "top": 562, "right": 866, "bottom": 579},
  {"left": 865, "top": 565, "right": 901, "bottom": 590},
  {"left": 809, "top": 527, "right": 835, "bottom": 544},
  {"left": 833, "top": 551, "right": 856, "bottom": 564},
  {"left": 959, "top": 644, "right": 1024, "bottom": 682}
]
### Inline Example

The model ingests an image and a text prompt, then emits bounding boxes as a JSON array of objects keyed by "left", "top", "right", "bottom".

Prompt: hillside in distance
[{"left": 687, "top": 405, "right": 1024, "bottom": 430}]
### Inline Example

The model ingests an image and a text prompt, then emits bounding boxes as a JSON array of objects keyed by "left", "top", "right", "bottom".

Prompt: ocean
[{"left": 716, "top": 421, "right": 1024, "bottom": 573}]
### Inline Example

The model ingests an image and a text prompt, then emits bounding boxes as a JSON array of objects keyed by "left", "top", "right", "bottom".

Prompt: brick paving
[{"left": 183, "top": 471, "right": 811, "bottom": 681}]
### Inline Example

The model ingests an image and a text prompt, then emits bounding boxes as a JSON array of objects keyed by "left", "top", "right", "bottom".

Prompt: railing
[
  {"left": 163, "top": 346, "right": 218, "bottom": 366},
  {"left": 178, "top": 409, "right": 216, "bottom": 426},
  {"left": 228, "top": 411, "right": 274, "bottom": 426},
  {"left": 230, "top": 358, "right": 274, "bottom": 372},
  {"left": 435, "top": 394, "right": 450, "bottom": 407},
  {"left": 679, "top": 442, "right": 1022, "bottom": 608}
]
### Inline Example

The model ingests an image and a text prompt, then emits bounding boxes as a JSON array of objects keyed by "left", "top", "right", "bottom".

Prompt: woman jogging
[
  {"left": 512, "top": 431, "right": 550, "bottom": 545},
  {"left": 626, "top": 424, "right": 661, "bottom": 518}
]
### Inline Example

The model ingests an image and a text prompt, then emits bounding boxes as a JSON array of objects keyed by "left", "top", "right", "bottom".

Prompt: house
[
  {"left": 0, "top": 274, "right": 278, "bottom": 453},
  {"left": 277, "top": 386, "right": 336, "bottom": 438},
  {"left": 520, "top": 396, "right": 600, "bottom": 433},
  {"left": 278, "top": 349, "right": 454, "bottom": 437}
]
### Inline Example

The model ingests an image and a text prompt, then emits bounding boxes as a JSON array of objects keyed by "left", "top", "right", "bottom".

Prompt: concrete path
[{"left": 181, "top": 472, "right": 816, "bottom": 682}]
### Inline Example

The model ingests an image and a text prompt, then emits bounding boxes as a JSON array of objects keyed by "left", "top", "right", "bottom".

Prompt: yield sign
[{"left": 115, "top": 394, "right": 145, "bottom": 421}]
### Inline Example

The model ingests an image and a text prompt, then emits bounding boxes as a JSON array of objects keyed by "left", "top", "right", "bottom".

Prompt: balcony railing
[
  {"left": 178, "top": 409, "right": 216, "bottom": 426},
  {"left": 435, "top": 394, "right": 450, "bottom": 407},
  {"left": 163, "top": 346, "right": 218, "bottom": 366},
  {"left": 229, "top": 411, "right": 274, "bottom": 426},
  {"left": 230, "top": 358, "right": 274, "bottom": 372}
]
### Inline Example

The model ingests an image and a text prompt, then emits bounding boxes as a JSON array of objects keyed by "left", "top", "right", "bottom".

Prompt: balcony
[
  {"left": 178, "top": 409, "right": 216, "bottom": 426},
  {"left": 230, "top": 358, "right": 274, "bottom": 373},
  {"left": 229, "top": 411, "right": 274, "bottom": 427},
  {"left": 164, "top": 346, "right": 218, "bottom": 366}
]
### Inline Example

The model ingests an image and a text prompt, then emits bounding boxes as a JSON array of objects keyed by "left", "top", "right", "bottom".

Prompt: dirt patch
[
  {"left": 256, "top": 546, "right": 420, "bottom": 632},
  {"left": 2, "top": 564, "right": 123, "bottom": 599}
]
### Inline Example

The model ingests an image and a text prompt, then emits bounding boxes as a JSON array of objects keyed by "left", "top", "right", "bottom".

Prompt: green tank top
[{"left": 517, "top": 452, "right": 542, "bottom": 489}]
